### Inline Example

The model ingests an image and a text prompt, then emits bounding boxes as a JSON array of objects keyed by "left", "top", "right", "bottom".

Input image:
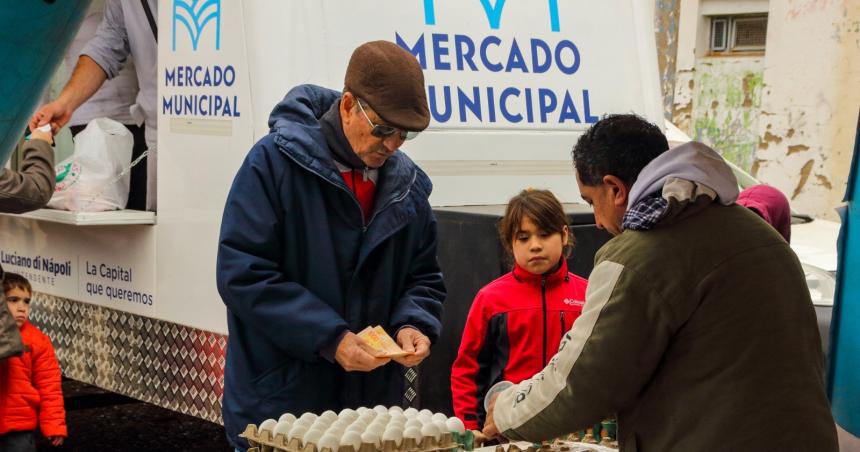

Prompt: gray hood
[{"left": 628, "top": 141, "right": 739, "bottom": 208}]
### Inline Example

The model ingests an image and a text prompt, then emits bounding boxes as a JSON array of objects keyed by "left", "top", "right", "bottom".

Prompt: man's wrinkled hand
[
  {"left": 482, "top": 392, "right": 501, "bottom": 440},
  {"left": 335, "top": 332, "right": 390, "bottom": 372},
  {"left": 29, "top": 100, "right": 73, "bottom": 135},
  {"left": 393, "top": 327, "right": 430, "bottom": 367}
]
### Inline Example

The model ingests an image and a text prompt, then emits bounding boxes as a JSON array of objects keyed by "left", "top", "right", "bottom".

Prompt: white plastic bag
[{"left": 48, "top": 118, "right": 133, "bottom": 212}]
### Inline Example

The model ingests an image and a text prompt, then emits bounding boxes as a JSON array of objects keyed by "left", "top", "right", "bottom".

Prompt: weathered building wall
[
  {"left": 753, "top": 0, "right": 860, "bottom": 220},
  {"left": 655, "top": 0, "right": 682, "bottom": 119},
  {"left": 665, "top": 0, "right": 860, "bottom": 220},
  {"left": 692, "top": 57, "right": 764, "bottom": 171}
]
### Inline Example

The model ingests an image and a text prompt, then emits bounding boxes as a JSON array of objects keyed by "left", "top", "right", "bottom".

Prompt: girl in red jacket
[
  {"left": 0, "top": 273, "right": 66, "bottom": 450},
  {"left": 451, "top": 189, "right": 588, "bottom": 437}
]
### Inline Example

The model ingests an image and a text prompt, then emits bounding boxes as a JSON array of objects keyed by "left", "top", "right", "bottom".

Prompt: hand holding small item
[
  {"left": 334, "top": 331, "right": 391, "bottom": 372},
  {"left": 29, "top": 123, "right": 53, "bottom": 145},
  {"left": 393, "top": 327, "right": 430, "bottom": 367},
  {"left": 482, "top": 390, "right": 502, "bottom": 440}
]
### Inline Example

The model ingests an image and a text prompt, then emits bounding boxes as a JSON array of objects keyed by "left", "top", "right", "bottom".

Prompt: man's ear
[
  {"left": 602, "top": 175, "right": 630, "bottom": 208},
  {"left": 340, "top": 92, "right": 356, "bottom": 123}
]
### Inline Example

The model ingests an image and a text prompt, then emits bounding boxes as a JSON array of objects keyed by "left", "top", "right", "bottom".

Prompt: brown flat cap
[{"left": 345, "top": 41, "right": 430, "bottom": 131}]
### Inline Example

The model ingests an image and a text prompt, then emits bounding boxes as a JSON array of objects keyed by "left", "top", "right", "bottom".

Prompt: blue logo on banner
[{"left": 172, "top": 0, "right": 221, "bottom": 51}]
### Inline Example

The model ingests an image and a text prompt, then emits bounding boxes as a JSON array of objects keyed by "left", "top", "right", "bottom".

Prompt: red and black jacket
[{"left": 451, "top": 259, "right": 587, "bottom": 429}]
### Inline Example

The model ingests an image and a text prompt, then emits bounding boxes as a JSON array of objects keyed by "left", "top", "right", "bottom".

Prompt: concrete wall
[
  {"left": 665, "top": 0, "right": 860, "bottom": 220},
  {"left": 692, "top": 57, "right": 764, "bottom": 171},
  {"left": 752, "top": 0, "right": 860, "bottom": 220},
  {"left": 655, "top": 0, "right": 682, "bottom": 119}
]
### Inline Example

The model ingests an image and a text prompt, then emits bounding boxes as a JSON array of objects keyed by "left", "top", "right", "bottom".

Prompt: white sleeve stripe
[{"left": 494, "top": 261, "right": 625, "bottom": 432}]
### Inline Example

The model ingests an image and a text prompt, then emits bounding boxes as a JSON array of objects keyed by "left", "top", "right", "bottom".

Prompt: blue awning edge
[{"left": 829, "top": 108, "right": 860, "bottom": 436}]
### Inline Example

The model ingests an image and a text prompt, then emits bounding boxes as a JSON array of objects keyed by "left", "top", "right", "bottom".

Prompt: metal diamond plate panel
[
  {"left": 29, "top": 294, "right": 425, "bottom": 422},
  {"left": 30, "top": 293, "right": 226, "bottom": 424}
]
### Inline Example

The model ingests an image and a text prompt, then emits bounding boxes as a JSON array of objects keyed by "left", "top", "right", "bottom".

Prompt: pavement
[{"left": 35, "top": 379, "right": 232, "bottom": 451}]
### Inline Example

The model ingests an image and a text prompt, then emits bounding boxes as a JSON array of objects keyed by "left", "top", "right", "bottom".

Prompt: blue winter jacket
[{"left": 216, "top": 85, "right": 446, "bottom": 448}]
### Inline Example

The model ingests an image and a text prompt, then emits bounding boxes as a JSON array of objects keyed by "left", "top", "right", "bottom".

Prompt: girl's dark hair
[
  {"left": 3, "top": 272, "right": 31, "bottom": 295},
  {"left": 498, "top": 189, "right": 574, "bottom": 257}
]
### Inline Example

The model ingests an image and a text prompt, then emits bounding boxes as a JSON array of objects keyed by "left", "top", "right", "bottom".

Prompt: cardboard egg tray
[{"left": 240, "top": 423, "right": 464, "bottom": 452}]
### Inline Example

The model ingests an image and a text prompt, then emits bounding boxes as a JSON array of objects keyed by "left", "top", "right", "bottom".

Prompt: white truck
[{"left": 0, "top": 0, "right": 835, "bottom": 423}]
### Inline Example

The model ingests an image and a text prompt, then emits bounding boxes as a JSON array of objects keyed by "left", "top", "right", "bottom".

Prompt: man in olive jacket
[
  {"left": 484, "top": 115, "right": 837, "bottom": 451},
  {"left": 0, "top": 128, "right": 56, "bottom": 361}
]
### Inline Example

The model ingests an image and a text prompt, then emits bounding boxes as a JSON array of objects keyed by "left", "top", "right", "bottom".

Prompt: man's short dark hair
[{"left": 572, "top": 114, "right": 670, "bottom": 187}]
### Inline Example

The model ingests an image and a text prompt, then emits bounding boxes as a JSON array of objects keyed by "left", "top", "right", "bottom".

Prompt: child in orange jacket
[{"left": 0, "top": 273, "right": 66, "bottom": 450}]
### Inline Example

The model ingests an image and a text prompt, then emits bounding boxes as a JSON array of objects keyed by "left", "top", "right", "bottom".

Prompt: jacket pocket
[{"left": 254, "top": 358, "right": 339, "bottom": 413}]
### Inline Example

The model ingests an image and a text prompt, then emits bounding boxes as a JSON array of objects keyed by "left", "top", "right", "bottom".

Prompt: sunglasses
[{"left": 356, "top": 100, "right": 420, "bottom": 141}]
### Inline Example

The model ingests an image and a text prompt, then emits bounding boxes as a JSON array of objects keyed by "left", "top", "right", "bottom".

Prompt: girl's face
[{"left": 512, "top": 216, "right": 569, "bottom": 275}]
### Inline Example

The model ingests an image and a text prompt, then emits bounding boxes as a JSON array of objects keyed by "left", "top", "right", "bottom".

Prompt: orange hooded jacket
[{"left": 0, "top": 321, "right": 66, "bottom": 437}]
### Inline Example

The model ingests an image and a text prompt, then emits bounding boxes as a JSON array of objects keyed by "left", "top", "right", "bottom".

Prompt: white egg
[
  {"left": 273, "top": 420, "right": 293, "bottom": 438},
  {"left": 326, "top": 426, "right": 345, "bottom": 438},
  {"left": 279, "top": 413, "right": 297, "bottom": 424},
  {"left": 446, "top": 417, "right": 466, "bottom": 434},
  {"left": 329, "top": 419, "right": 349, "bottom": 430},
  {"left": 382, "top": 426, "right": 403, "bottom": 445},
  {"left": 321, "top": 410, "right": 338, "bottom": 420},
  {"left": 367, "top": 423, "right": 386, "bottom": 437},
  {"left": 303, "top": 428, "right": 325, "bottom": 447},
  {"left": 433, "top": 420, "right": 448, "bottom": 434},
  {"left": 318, "top": 432, "right": 340, "bottom": 451},
  {"left": 431, "top": 413, "right": 447, "bottom": 423},
  {"left": 417, "top": 413, "right": 433, "bottom": 424},
  {"left": 403, "top": 426, "right": 423, "bottom": 440},
  {"left": 359, "top": 411, "right": 376, "bottom": 422},
  {"left": 388, "top": 405, "right": 404, "bottom": 414},
  {"left": 373, "top": 405, "right": 388, "bottom": 414},
  {"left": 419, "top": 409, "right": 433, "bottom": 418},
  {"left": 288, "top": 424, "right": 308, "bottom": 441},
  {"left": 345, "top": 423, "right": 365, "bottom": 434},
  {"left": 299, "top": 412, "right": 318, "bottom": 423},
  {"left": 340, "top": 430, "right": 363, "bottom": 450},
  {"left": 292, "top": 418, "right": 311, "bottom": 428},
  {"left": 376, "top": 412, "right": 391, "bottom": 422},
  {"left": 338, "top": 408, "right": 356, "bottom": 418},
  {"left": 258, "top": 418, "right": 277, "bottom": 433},
  {"left": 405, "top": 419, "right": 423, "bottom": 430},
  {"left": 403, "top": 407, "right": 419, "bottom": 418},
  {"left": 360, "top": 431, "right": 381, "bottom": 448},
  {"left": 356, "top": 406, "right": 369, "bottom": 415},
  {"left": 312, "top": 418, "right": 331, "bottom": 431},
  {"left": 421, "top": 422, "right": 441, "bottom": 439}
]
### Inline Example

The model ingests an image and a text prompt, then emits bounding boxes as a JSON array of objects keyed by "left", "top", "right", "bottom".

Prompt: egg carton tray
[{"left": 241, "top": 424, "right": 463, "bottom": 452}]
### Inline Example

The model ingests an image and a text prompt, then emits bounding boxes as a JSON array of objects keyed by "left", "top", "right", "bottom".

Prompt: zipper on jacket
[
  {"left": 279, "top": 143, "right": 416, "bottom": 238},
  {"left": 561, "top": 310, "right": 566, "bottom": 335},
  {"left": 365, "top": 170, "right": 416, "bottom": 230},
  {"left": 541, "top": 276, "right": 548, "bottom": 366}
]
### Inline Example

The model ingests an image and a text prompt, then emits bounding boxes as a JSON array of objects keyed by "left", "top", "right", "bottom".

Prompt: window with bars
[{"left": 710, "top": 15, "right": 767, "bottom": 53}]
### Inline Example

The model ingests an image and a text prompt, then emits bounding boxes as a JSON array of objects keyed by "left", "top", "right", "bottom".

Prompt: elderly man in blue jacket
[{"left": 216, "top": 41, "right": 446, "bottom": 449}]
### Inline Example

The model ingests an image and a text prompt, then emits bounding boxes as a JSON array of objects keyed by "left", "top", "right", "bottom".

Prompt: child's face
[
  {"left": 6, "top": 287, "right": 31, "bottom": 327},
  {"left": 512, "top": 216, "right": 569, "bottom": 275}
]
